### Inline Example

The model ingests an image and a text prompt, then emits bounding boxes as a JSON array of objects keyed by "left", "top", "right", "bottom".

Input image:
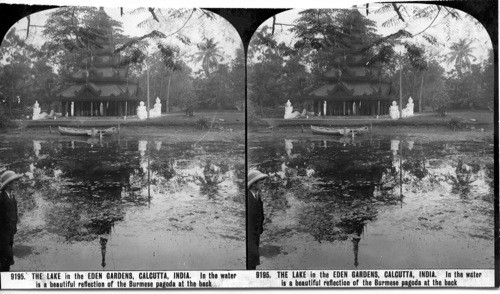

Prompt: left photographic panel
[{"left": 0, "top": 6, "right": 245, "bottom": 271}]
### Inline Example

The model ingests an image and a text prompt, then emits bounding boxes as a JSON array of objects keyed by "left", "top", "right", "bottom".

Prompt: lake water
[
  {"left": 248, "top": 135, "right": 494, "bottom": 269},
  {"left": 0, "top": 137, "right": 245, "bottom": 270}
]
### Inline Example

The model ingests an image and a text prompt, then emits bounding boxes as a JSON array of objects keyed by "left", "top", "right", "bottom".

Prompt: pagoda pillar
[
  {"left": 91, "top": 102, "right": 94, "bottom": 116},
  {"left": 125, "top": 101, "right": 128, "bottom": 116}
]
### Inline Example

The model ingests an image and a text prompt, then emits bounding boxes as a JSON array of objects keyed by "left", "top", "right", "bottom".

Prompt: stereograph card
[{"left": 0, "top": 0, "right": 497, "bottom": 290}]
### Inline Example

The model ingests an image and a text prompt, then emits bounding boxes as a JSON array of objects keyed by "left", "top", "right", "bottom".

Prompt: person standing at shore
[
  {"left": 0, "top": 170, "right": 23, "bottom": 271},
  {"left": 247, "top": 169, "right": 268, "bottom": 270}
]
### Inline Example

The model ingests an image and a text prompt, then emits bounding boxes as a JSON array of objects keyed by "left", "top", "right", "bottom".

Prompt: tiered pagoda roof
[
  {"left": 308, "top": 11, "right": 394, "bottom": 102},
  {"left": 54, "top": 8, "right": 140, "bottom": 103}
]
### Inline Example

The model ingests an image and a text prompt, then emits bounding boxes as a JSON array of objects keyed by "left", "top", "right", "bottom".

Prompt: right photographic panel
[{"left": 247, "top": 4, "right": 495, "bottom": 270}]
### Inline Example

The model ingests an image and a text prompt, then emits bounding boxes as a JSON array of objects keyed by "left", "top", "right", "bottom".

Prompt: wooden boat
[
  {"left": 58, "top": 126, "right": 117, "bottom": 136},
  {"left": 311, "top": 125, "right": 369, "bottom": 136}
]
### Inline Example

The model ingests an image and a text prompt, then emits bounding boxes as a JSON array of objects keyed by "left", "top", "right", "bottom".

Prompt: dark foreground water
[
  {"left": 249, "top": 135, "right": 494, "bottom": 269},
  {"left": 0, "top": 137, "right": 245, "bottom": 270}
]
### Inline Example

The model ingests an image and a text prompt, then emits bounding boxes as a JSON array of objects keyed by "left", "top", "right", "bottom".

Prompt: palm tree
[
  {"left": 193, "top": 38, "right": 224, "bottom": 77},
  {"left": 445, "top": 39, "right": 477, "bottom": 76}
]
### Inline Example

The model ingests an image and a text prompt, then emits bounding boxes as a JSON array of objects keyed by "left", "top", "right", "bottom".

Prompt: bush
[
  {"left": 427, "top": 78, "right": 450, "bottom": 116},
  {"left": 447, "top": 118, "right": 463, "bottom": 130},
  {"left": 195, "top": 117, "right": 211, "bottom": 130}
]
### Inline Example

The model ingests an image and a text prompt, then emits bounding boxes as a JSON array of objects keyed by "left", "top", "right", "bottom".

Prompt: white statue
[
  {"left": 389, "top": 101, "right": 400, "bottom": 119},
  {"left": 150, "top": 97, "right": 162, "bottom": 118},
  {"left": 286, "top": 109, "right": 307, "bottom": 119},
  {"left": 284, "top": 100, "right": 293, "bottom": 119},
  {"left": 137, "top": 101, "right": 147, "bottom": 120},
  {"left": 401, "top": 97, "right": 415, "bottom": 118},
  {"left": 32, "top": 101, "right": 41, "bottom": 120},
  {"left": 406, "top": 97, "right": 414, "bottom": 116}
]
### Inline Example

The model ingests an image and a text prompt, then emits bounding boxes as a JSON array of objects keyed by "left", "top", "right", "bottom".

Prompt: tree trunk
[
  {"left": 166, "top": 73, "right": 172, "bottom": 113},
  {"left": 399, "top": 65, "right": 402, "bottom": 118},
  {"left": 158, "top": 75, "right": 163, "bottom": 111},
  {"left": 258, "top": 95, "right": 264, "bottom": 117},
  {"left": 411, "top": 72, "right": 417, "bottom": 99},
  {"left": 9, "top": 85, "right": 14, "bottom": 118},
  {"left": 418, "top": 71, "right": 425, "bottom": 113},
  {"left": 147, "top": 65, "right": 150, "bottom": 119}
]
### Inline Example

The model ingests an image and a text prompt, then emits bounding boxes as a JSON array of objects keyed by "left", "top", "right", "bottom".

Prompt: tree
[
  {"left": 0, "top": 28, "right": 34, "bottom": 118},
  {"left": 193, "top": 64, "right": 230, "bottom": 110},
  {"left": 292, "top": 9, "right": 379, "bottom": 73},
  {"left": 368, "top": 3, "right": 481, "bottom": 43},
  {"left": 482, "top": 49, "right": 494, "bottom": 110},
  {"left": 41, "top": 7, "right": 127, "bottom": 67},
  {"left": 383, "top": 43, "right": 428, "bottom": 114},
  {"left": 193, "top": 37, "right": 224, "bottom": 77},
  {"left": 230, "top": 46, "right": 245, "bottom": 110},
  {"left": 248, "top": 25, "right": 311, "bottom": 115},
  {"left": 445, "top": 38, "right": 477, "bottom": 77},
  {"left": 419, "top": 60, "right": 446, "bottom": 110},
  {"left": 427, "top": 78, "right": 450, "bottom": 116},
  {"left": 446, "top": 64, "right": 489, "bottom": 110}
]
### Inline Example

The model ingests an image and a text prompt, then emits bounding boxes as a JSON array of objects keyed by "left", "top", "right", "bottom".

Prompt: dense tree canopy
[
  {"left": 249, "top": 5, "right": 494, "bottom": 116},
  {"left": 0, "top": 7, "right": 243, "bottom": 120}
]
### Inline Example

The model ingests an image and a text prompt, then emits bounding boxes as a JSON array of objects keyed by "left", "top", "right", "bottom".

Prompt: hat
[
  {"left": 247, "top": 169, "right": 268, "bottom": 188},
  {"left": 0, "top": 170, "right": 23, "bottom": 191}
]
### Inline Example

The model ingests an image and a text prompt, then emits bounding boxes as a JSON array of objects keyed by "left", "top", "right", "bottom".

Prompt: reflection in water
[
  {"left": 0, "top": 138, "right": 245, "bottom": 270},
  {"left": 249, "top": 137, "right": 494, "bottom": 269}
]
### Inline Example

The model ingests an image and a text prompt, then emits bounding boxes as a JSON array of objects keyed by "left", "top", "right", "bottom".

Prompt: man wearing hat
[
  {"left": 0, "top": 170, "right": 23, "bottom": 271},
  {"left": 247, "top": 169, "right": 267, "bottom": 270}
]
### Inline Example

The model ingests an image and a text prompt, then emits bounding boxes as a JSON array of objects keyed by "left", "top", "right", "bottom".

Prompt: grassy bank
[
  {"left": 249, "top": 111, "right": 495, "bottom": 143},
  {"left": 1, "top": 110, "right": 495, "bottom": 143},
  {"left": 0, "top": 111, "right": 245, "bottom": 142},
  {"left": 3, "top": 111, "right": 245, "bottom": 129},
  {"left": 251, "top": 110, "right": 494, "bottom": 130}
]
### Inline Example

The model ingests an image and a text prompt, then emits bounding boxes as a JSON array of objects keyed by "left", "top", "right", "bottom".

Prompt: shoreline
[
  {"left": 0, "top": 126, "right": 245, "bottom": 143},
  {"left": 249, "top": 125, "right": 494, "bottom": 143},
  {"left": 1, "top": 125, "right": 493, "bottom": 143}
]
